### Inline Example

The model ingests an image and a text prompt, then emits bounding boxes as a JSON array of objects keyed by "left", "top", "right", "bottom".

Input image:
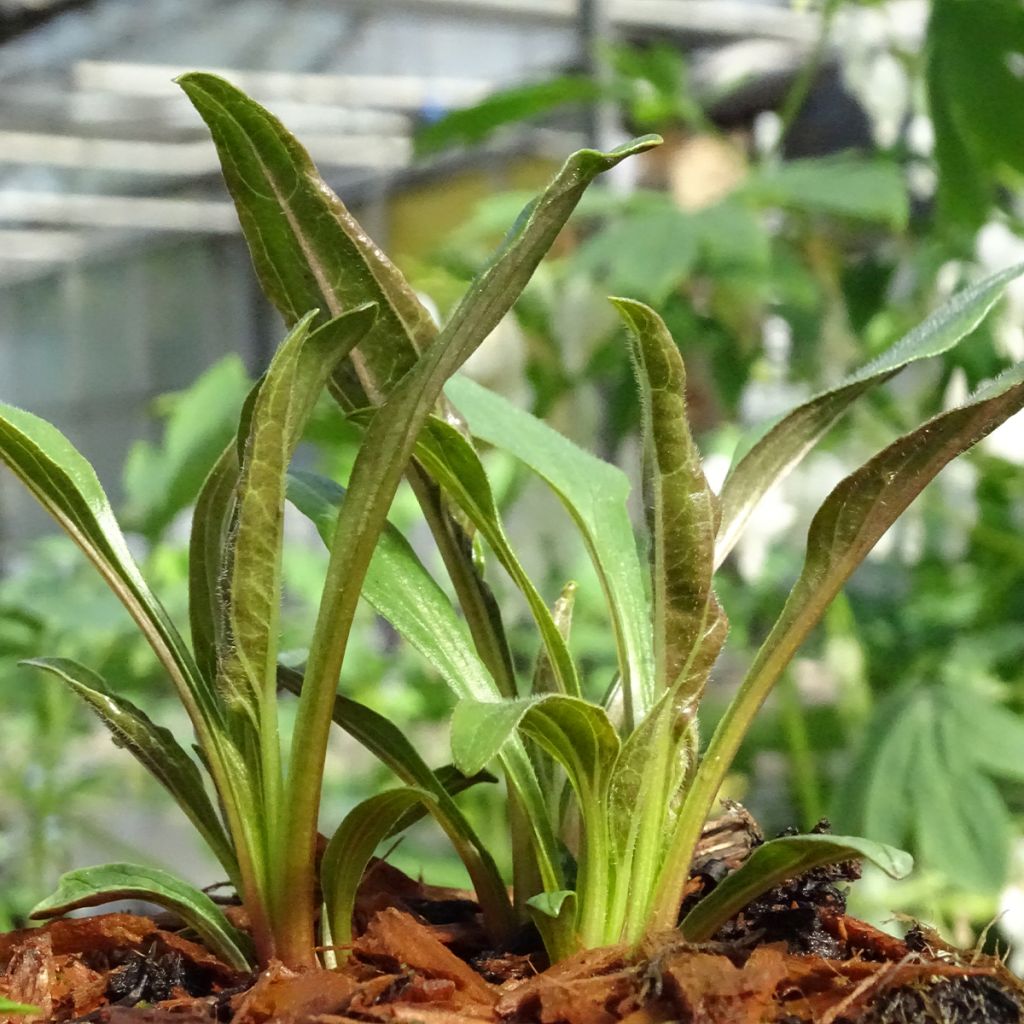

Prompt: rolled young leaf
[
  {"left": 23, "top": 657, "right": 237, "bottom": 883},
  {"left": 279, "top": 134, "right": 659, "bottom": 960},
  {"left": 320, "top": 788, "right": 436, "bottom": 950},
  {"left": 612, "top": 298, "right": 719, "bottom": 694},
  {"left": 31, "top": 863, "right": 252, "bottom": 970},
  {"left": 655, "top": 361, "right": 1024, "bottom": 931},
  {"left": 218, "top": 305, "right": 377, "bottom": 735},
  {"left": 680, "top": 834, "right": 912, "bottom": 942},
  {"left": 446, "top": 375, "right": 655, "bottom": 727},
  {"left": 716, "top": 262, "right": 1024, "bottom": 565}
]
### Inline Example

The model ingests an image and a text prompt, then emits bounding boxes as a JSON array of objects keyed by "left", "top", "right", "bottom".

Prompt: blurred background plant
[{"left": 2, "top": 0, "right": 1024, "bottom": 961}]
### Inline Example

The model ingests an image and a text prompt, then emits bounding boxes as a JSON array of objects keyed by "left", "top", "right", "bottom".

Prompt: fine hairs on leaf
[
  {"left": 4, "top": 64, "right": 1024, "bottom": 974},
  {"left": 0, "top": 70, "right": 659, "bottom": 971}
]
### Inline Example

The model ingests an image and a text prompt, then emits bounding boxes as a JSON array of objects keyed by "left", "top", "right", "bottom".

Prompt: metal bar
[
  {"left": 0, "top": 129, "right": 410, "bottom": 173},
  {"left": 0, "top": 191, "right": 238, "bottom": 233}
]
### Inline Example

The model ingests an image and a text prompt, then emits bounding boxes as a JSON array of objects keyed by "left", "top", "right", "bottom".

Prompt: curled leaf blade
[
  {"left": 321, "top": 788, "right": 435, "bottom": 949},
  {"left": 30, "top": 863, "right": 252, "bottom": 970},
  {"left": 681, "top": 834, "right": 912, "bottom": 942},
  {"left": 717, "top": 263, "right": 1024, "bottom": 565}
]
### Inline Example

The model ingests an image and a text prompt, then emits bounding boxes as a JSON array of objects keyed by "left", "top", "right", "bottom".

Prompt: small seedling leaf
[
  {"left": 30, "top": 863, "right": 252, "bottom": 970},
  {"left": 321, "top": 788, "right": 435, "bottom": 949},
  {"left": 278, "top": 664, "right": 513, "bottom": 940},
  {"left": 681, "top": 834, "right": 912, "bottom": 942}
]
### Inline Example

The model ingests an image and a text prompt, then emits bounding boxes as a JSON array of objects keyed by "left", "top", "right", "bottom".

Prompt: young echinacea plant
[{"left": 2, "top": 72, "right": 1022, "bottom": 972}]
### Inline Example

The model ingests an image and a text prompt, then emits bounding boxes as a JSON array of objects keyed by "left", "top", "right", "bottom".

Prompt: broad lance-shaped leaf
[
  {"left": 31, "top": 863, "right": 252, "bottom": 970},
  {"left": 654, "top": 361, "right": 1024, "bottom": 930},
  {"left": 446, "top": 375, "right": 655, "bottom": 725},
  {"left": 177, "top": 73, "right": 435, "bottom": 408},
  {"left": 716, "top": 262, "right": 1024, "bottom": 566},
  {"left": 277, "top": 663, "right": 513, "bottom": 939},
  {"left": 280, "top": 135, "right": 658, "bottom": 940},
  {"left": 613, "top": 298, "right": 718, "bottom": 694},
  {"left": 23, "top": 657, "right": 237, "bottom": 883},
  {"left": 219, "top": 305, "right": 376, "bottom": 728},
  {"left": 287, "top": 471, "right": 497, "bottom": 702},
  {"left": 680, "top": 834, "right": 912, "bottom": 942},
  {"left": 321, "top": 788, "right": 436, "bottom": 949},
  {"left": 412, "top": 416, "right": 580, "bottom": 697},
  {"left": 0, "top": 399, "right": 218, "bottom": 739}
]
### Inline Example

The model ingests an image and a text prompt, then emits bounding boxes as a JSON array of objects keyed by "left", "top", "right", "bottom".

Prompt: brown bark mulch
[{"left": 3, "top": 814, "right": 1021, "bottom": 1024}]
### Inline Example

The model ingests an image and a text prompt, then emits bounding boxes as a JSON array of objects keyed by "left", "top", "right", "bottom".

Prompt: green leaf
[
  {"left": 277, "top": 663, "right": 513, "bottom": 940},
  {"left": 661, "top": 361, "right": 1024, "bottom": 929},
  {"left": 927, "top": 0, "right": 1024, "bottom": 226},
  {"left": 451, "top": 698, "right": 537, "bottom": 777},
  {"left": 453, "top": 694, "right": 619, "bottom": 789},
  {"left": 189, "top": 443, "right": 240, "bottom": 685},
  {"left": 321, "top": 788, "right": 435, "bottom": 949},
  {"left": 122, "top": 355, "right": 250, "bottom": 541},
  {"left": 681, "top": 834, "right": 912, "bottom": 942},
  {"left": 717, "top": 263, "right": 1024, "bottom": 565},
  {"left": 0, "top": 399, "right": 217, "bottom": 736},
  {"left": 940, "top": 688, "right": 1024, "bottom": 784},
  {"left": 30, "top": 863, "right": 252, "bottom": 970},
  {"left": 23, "top": 657, "right": 237, "bottom": 882},
  {"left": 526, "top": 888, "right": 576, "bottom": 918},
  {"left": 177, "top": 72, "right": 436, "bottom": 408},
  {"left": 916, "top": 698, "right": 1011, "bottom": 892},
  {"left": 452, "top": 692, "right": 620, "bottom": 946},
  {"left": 286, "top": 471, "right": 496, "bottom": 702},
  {"left": 415, "top": 76, "right": 599, "bottom": 156},
  {"left": 740, "top": 157, "right": 908, "bottom": 227},
  {"left": 613, "top": 298, "right": 719, "bottom": 694},
  {"left": 411, "top": 417, "right": 580, "bottom": 696},
  {"left": 281, "top": 135, "right": 659, "bottom": 930},
  {"left": 446, "top": 375, "right": 655, "bottom": 725},
  {"left": 219, "top": 306, "right": 377, "bottom": 728},
  {"left": 574, "top": 207, "right": 698, "bottom": 305},
  {"left": 0, "top": 998, "right": 40, "bottom": 1015}
]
